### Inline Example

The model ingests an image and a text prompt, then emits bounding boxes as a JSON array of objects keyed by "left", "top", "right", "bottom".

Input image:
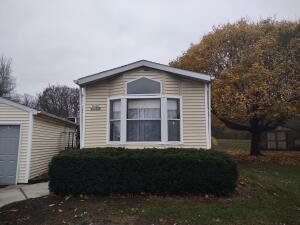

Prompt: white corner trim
[
  {"left": 25, "top": 112, "right": 33, "bottom": 183},
  {"left": 106, "top": 98, "right": 110, "bottom": 145},
  {"left": 180, "top": 96, "right": 184, "bottom": 144},
  {"left": 208, "top": 83, "right": 212, "bottom": 149},
  {"left": 204, "top": 83, "right": 211, "bottom": 149},
  {"left": 79, "top": 87, "right": 83, "bottom": 147},
  {"left": 80, "top": 87, "right": 86, "bottom": 148},
  {"left": 15, "top": 124, "right": 22, "bottom": 184}
]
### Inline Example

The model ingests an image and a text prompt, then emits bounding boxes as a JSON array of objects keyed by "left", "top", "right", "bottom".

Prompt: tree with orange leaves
[{"left": 170, "top": 19, "right": 300, "bottom": 155}]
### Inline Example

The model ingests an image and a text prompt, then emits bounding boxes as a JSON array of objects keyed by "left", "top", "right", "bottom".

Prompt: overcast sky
[{"left": 0, "top": 0, "right": 299, "bottom": 95}]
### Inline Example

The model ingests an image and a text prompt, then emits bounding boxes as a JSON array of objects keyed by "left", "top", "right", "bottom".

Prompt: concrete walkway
[{"left": 0, "top": 182, "right": 49, "bottom": 208}]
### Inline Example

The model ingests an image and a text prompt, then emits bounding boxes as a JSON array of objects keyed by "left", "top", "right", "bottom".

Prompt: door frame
[{"left": 0, "top": 123, "right": 22, "bottom": 184}]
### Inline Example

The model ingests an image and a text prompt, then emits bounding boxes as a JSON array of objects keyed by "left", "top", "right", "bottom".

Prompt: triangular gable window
[{"left": 127, "top": 77, "right": 161, "bottom": 94}]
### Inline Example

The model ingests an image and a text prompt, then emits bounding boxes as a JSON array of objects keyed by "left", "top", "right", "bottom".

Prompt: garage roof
[
  {"left": 74, "top": 60, "right": 212, "bottom": 85},
  {"left": 0, "top": 97, "right": 77, "bottom": 126}
]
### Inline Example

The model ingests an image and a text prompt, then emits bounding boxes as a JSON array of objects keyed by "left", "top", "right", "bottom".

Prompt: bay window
[{"left": 109, "top": 97, "right": 181, "bottom": 143}]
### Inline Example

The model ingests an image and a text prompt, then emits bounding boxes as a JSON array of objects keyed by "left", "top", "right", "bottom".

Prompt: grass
[
  {"left": 213, "top": 138, "right": 251, "bottom": 151},
  {"left": 1, "top": 162, "right": 299, "bottom": 225},
  {"left": 141, "top": 163, "right": 300, "bottom": 225}
]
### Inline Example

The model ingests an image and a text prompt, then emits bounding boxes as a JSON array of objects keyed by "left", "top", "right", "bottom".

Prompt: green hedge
[{"left": 49, "top": 148, "right": 238, "bottom": 196}]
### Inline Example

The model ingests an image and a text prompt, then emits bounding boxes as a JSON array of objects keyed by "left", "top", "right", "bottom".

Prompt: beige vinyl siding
[
  {"left": 85, "top": 81, "right": 110, "bottom": 147},
  {"left": 181, "top": 78, "right": 207, "bottom": 148},
  {"left": 30, "top": 115, "right": 75, "bottom": 179},
  {"left": 0, "top": 102, "right": 30, "bottom": 183},
  {"left": 84, "top": 68, "right": 208, "bottom": 149}
]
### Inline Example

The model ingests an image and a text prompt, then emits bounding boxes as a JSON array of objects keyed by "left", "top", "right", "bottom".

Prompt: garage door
[{"left": 0, "top": 125, "right": 20, "bottom": 184}]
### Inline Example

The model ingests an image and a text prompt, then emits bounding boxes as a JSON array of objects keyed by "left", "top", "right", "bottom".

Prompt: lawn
[
  {"left": 141, "top": 163, "right": 300, "bottom": 225},
  {"left": 1, "top": 161, "right": 299, "bottom": 225},
  {"left": 213, "top": 138, "right": 251, "bottom": 151}
]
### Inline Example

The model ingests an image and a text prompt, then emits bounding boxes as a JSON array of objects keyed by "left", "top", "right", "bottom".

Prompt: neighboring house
[
  {"left": 0, "top": 97, "right": 77, "bottom": 185},
  {"left": 75, "top": 60, "right": 212, "bottom": 149},
  {"left": 261, "top": 116, "right": 300, "bottom": 151}
]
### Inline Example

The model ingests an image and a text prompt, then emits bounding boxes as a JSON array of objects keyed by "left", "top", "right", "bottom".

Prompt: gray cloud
[{"left": 0, "top": 0, "right": 299, "bottom": 95}]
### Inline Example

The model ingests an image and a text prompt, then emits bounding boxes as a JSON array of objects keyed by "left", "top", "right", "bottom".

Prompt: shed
[
  {"left": 0, "top": 97, "right": 77, "bottom": 184},
  {"left": 261, "top": 116, "right": 300, "bottom": 151}
]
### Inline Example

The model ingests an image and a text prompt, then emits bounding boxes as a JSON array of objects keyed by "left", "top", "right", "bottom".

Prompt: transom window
[
  {"left": 109, "top": 97, "right": 181, "bottom": 143},
  {"left": 127, "top": 77, "right": 161, "bottom": 94}
]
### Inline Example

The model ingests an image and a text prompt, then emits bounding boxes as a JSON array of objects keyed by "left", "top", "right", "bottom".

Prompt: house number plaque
[{"left": 90, "top": 104, "right": 101, "bottom": 111}]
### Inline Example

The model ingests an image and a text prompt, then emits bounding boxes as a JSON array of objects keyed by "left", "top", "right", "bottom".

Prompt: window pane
[
  {"left": 278, "top": 141, "right": 287, "bottom": 149},
  {"left": 127, "top": 77, "right": 161, "bottom": 94},
  {"left": 127, "top": 120, "right": 161, "bottom": 141},
  {"left": 168, "top": 99, "right": 180, "bottom": 119},
  {"left": 267, "top": 141, "right": 276, "bottom": 149},
  {"left": 110, "top": 100, "right": 121, "bottom": 119},
  {"left": 168, "top": 120, "right": 180, "bottom": 141},
  {"left": 267, "top": 133, "right": 276, "bottom": 141},
  {"left": 277, "top": 132, "right": 286, "bottom": 141},
  {"left": 110, "top": 121, "right": 120, "bottom": 141},
  {"left": 127, "top": 99, "right": 161, "bottom": 119}
]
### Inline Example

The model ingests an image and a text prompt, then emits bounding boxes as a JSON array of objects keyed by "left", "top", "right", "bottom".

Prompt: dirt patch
[
  {"left": 0, "top": 194, "right": 143, "bottom": 225},
  {"left": 28, "top": 173, "right": 48, "bottom": 184},
  {"left": 0, "top": 193, "right": 247, "bottom": 225}
]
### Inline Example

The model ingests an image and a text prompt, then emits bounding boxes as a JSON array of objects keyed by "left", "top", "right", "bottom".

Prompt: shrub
[{"left": 49, "top": 148, "right": 238, "bottom": 196}]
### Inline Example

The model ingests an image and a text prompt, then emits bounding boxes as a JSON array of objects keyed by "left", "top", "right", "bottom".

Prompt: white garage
[{"left": 0, "top": 97, "right": 77, "bottom": 185}]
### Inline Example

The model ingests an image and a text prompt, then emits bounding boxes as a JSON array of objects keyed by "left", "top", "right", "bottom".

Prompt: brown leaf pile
[{"left": 223, "top": 149, "right": 300, "bottom": 166}]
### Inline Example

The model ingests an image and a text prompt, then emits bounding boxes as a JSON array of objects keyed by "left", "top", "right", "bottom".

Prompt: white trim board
[
  {"left": 25, "top": 112, "right": 33, "bottom": 182},
  {"left": 208, "top": 83, "right": 212, "bottom": 149},
  {"left": 75, "top": 60, "right": 212, "bottom": 85},
  {"left": 80, "top": 87, "right": 86, "bottom": 148}
]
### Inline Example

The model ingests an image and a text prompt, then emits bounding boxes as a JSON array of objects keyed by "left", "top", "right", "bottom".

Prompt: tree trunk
[{"left": 250, "top": 131, "right": 262, "bottom": 156}]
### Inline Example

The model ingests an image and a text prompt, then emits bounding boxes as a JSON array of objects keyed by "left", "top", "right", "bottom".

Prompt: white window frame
[{"left": 107, "top": 95, "right": 183, "bottom": 145}]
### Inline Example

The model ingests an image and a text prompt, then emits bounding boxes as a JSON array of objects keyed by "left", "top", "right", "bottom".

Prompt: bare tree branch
[{"left": 0, "top": 56, "right": 15, "bottom": 97}]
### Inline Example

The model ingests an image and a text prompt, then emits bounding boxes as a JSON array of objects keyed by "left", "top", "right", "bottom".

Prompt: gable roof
[
  {"left": 74, "top": 60, "right": 212, "bottom": 85},
  {"left": 0, "top": 97, "right": 77, "bottom": 126}
]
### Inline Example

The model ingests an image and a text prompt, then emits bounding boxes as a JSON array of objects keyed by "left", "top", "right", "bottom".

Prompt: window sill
[{"left": 107, "top": 141, "right": 183, "bottom": 145}]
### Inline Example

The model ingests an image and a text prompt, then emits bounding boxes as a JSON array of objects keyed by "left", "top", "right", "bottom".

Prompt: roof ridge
[{"left": 74, "top": 60, "right": 211, "bottom": 85}]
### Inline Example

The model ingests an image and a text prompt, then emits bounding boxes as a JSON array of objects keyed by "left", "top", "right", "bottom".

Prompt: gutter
[{"left": 36, "top": 111, "right": 78, "bottom": 126}]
